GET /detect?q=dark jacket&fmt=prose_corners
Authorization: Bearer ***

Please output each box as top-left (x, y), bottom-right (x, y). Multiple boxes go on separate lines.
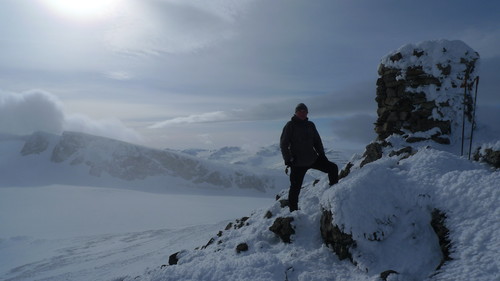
top-left (280, 115), bottom-right (325, 167)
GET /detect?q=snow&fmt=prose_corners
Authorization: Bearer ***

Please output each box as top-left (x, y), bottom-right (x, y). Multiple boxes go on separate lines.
top-left (1, 39), bottom-right (499, 281)
top-left (0, 185), bottom-right (275, 280)
top-left (0, 185), bottom-right (275, 239)
top-left (119, 148), bottom-right (498, 281)
top-left (1, 138), bottom-right (498, 281)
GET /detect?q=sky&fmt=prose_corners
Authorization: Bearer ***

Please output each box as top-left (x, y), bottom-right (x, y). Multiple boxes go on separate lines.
top-left (1, 0), bottom-right (499, 152)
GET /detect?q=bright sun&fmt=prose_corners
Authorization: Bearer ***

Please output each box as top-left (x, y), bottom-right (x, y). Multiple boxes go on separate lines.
top-left (41, 0), bottom-right (122, 21)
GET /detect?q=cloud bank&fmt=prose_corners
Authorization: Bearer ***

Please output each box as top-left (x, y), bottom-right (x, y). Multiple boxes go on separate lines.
top-left (0, 90), bottom-right (142, 143)
top-left (149, 82), bottom-right (376, 128)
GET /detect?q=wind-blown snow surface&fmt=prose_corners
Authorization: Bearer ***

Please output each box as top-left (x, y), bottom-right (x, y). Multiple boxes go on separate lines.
top-left (1, 132), bottom-right (498, 280)
top-left (121, 148), bottom-right (499, 281)
top-left (0, 185), bottom-right (274, 281)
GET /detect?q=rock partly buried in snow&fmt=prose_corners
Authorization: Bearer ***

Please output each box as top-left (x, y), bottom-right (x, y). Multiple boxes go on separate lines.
top-left (474, 141), bottom-right (500, 168)
top-left (320, 210), bottom-right (355, 262)
top-left (236, 243), bottom-right (249, 253)
top-left (430, 209), bottom-right (452, 270)
top-left (269, 217), bottom-right (295, 243)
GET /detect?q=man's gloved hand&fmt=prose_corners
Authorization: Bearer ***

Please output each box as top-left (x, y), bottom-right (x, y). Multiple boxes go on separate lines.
top-left (284, 158), bottom-right (293, 175)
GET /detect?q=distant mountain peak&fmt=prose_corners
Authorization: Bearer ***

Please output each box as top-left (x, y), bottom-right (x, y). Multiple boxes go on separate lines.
top-left (3, 131), bottom-right (286, 194)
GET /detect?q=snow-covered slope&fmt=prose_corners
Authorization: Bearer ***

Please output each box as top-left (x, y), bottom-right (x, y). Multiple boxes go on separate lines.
top-left (114, 40), bottom-right (499, 281)
top-left (2, 39), bottom-right (498, 281)
top-left (0, 131), bottom-right (286, 195)
top-left (122, 146), bottom-right (499, 281)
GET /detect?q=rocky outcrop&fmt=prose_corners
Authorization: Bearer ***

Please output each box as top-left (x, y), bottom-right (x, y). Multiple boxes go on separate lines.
top-left (320, 207), bottom-right (452, 275)
top-left (20, 131), bottom-right (52, 156)
top-left (474, 143), bottom-right (500, 168)
top-left (320, 210), bottom-right (355, 262)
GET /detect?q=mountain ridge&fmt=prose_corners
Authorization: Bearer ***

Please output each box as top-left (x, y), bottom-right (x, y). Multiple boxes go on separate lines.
top-left (0, 131), bottom-right (288, 195)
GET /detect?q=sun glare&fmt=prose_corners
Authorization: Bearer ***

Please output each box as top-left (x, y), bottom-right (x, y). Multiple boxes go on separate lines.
top-left (41, 0), bottom-right (122, 21)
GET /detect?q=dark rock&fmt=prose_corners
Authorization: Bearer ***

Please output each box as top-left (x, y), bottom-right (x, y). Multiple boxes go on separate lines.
top-left (380, 270), bottom-right (399, 280)
top-left (339, 162), bottom-right (353, 180)
top-left (168, 251), bottom-right (181, 265)
top-left (437, 63), bottom-right (451, 76)
top-left (269, 217), bottom-right (295, 243)
top-left (407, 137), bottom-right (427, 143)
top-left (388, 146), bottom-right (413, 157)
top-left (264, 210), bottom-right (273, 219)
top-left (389, 52), bottom-right (403, 62)
top-left (431, 135), bottom-right (450, 145)
top-left (236, 243), bottom-right (249, 253)
top-left (201, 238), bottom-right (215, 249)
top-left (279, 199), bottom-right (290, 208)
top-left (474, 148), bottom-right (500, 168)
top-left (235, 217), bottom-right (250, 229)
top-left (361, 142), bottom-right (385, 167)
top-left (320, 210), bottom-right (356, 262)
top-left (430, 209), bottom-right (452, 270)
top-left (21, 132), bottom-right (50, 156)
top-left (413, 49), bottom-right (425, 57)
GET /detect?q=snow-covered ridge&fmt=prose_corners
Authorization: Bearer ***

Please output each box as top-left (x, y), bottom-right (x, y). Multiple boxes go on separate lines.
top-left (121, 145), bottom-right (499, 281)
top-left (116, 40), bottom-right (498, 281)
top-left (176, 142), bottom-right (349, 170)
top-left (0, 131), bottom-right (286, 194)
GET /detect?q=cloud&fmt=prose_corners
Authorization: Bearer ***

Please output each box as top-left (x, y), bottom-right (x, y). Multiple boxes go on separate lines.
top-left (331, 114), bottom-right (377, 144)
top-left (149, 110), bottom-right (241, 128)
top-left (64, 114), bottom-right (142, 143)
top-left (104, 71), bottom-right (133, 81)
top-left (106, 0), bottom-right (256, 56)
top-left (149, 82), bottom-right (376, 128)
top-left (460, 28), bottom-right (500, 59)
top-left (0, 90), bottom-right (65, 135)
top-left (0, 90), bottom-right (142, 143)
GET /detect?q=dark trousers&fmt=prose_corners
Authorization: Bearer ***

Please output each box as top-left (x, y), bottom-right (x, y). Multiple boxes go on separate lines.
top-left (288, 156), bottom-right (338, 211)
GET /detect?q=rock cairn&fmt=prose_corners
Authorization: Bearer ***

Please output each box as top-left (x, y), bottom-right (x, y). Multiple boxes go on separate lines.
top-left (375, 40), bottom-right (479, 145)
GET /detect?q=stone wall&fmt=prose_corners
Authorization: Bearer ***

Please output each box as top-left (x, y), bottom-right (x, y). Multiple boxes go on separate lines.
top-left (374, 40), bottom-right (479, 144)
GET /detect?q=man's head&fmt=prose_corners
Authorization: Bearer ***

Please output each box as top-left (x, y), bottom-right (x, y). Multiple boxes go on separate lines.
top-left (295, 103), bottom-right (308, 120)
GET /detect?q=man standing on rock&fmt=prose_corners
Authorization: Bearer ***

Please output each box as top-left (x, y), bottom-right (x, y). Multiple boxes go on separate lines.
top-left (280, 103), bottom-right (338, 212)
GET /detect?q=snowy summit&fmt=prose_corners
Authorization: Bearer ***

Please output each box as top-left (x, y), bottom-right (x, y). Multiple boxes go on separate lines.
top-left (115, 40), bottom-right (498, 281)
top-left (1, 40), bottom-right (498, 281)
